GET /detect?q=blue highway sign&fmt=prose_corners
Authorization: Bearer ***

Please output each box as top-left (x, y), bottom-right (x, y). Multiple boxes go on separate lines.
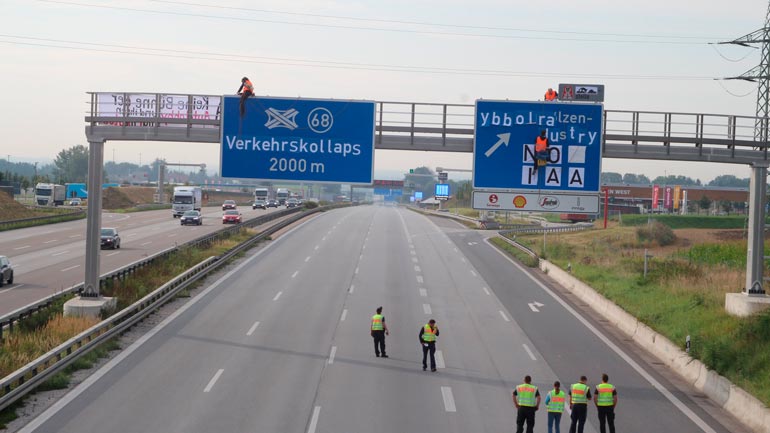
top-left (435, 183), bottom-right (450, 198)
top-left (473, 100), bottom-right (603, 193)
top-left (221, 96), bottom-right (375, 184)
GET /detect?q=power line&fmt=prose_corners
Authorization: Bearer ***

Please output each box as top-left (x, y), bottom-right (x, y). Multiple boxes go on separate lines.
top-left (37, 0), bottom-right (711, 45)
top-left (0, 34), bottom-right (714, 80)
top-left (147, 0), bottom-right (720, 41)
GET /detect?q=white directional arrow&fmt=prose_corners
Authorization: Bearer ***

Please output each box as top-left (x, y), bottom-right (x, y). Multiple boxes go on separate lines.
top-left (528, 301), bottom-right (544, 312)
top-left (484, 133), bottom-right (511, 157)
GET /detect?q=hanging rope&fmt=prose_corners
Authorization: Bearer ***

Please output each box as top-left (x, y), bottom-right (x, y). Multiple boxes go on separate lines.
top-left (709, 42), bottom-right (758, 62)
top-left (716, 79), bottom-right (756, 97)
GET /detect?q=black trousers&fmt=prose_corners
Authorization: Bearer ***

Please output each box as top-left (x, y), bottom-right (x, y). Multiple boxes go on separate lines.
top-left (239, 90), bottom-right (253, 115)
top-left (515, 406), bottom-right (536, 433)
top-left (422, 342), bottom-right (436, 369)
top-left (568, 404), bottom-right (587, 433)
top-left (597, 406), bottom-right (615, 433)
top-left (372, 331), bottom-right (386, 356)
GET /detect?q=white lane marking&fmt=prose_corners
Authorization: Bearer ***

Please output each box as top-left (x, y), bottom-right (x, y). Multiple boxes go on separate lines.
top-left (43, 239), bottom-right (58, 244)
top-left (203, 369), bottom-right (225, 393)
top-left (13, 245), bottom-right (30, 250)
top-left (454, 247), bottom-right (458, 252)
top-left (436, 350), bottom-right (445, 369)
top-left (305, 256), bottom-right (311, 262)
top-left (355, 266), bottom-right (359, 274)
top-left (273, 291), bottom-right (283, 301)
top-left (523, 344), bottom-right (537, 361)
top-left (68, 235), bottom-right (79, 238)
top-left (482, 287), bottom-right (491, 296)
top-left (167, 234), bottom-right (177, 238)
top-left (484, 238), bottom-right (718, 433)
top-left (292, 271), bottom-right (299, 278)
top-left (322, 236), bottom-right (327, 241)
top-left (0, 284), bottom-right (23, 294)
top-left (470, 270), bottom-right (477, 277)
top-left (60, 265), bottom-right (80, 272)
top-left (349, 284), bottom-right (355, 294)
top-left (412, 257), bottom-right (419, 263)
top-left (499, 310), bottom-right (510, 322)
top-left (441, 387), bottom-right (457, 412)
top-left (416, 275), bottom-right (424, 284)
top-left (419, 288), bottom-right (427, 297)
top-left (461, 257), bottom-right (466, 263)
top-left (528, 303), bottom-right (540, 312)
top-left (106, 252), bottom-right (120, 257)
top-left (410, 250), bottom-right (416, 256)
top-left (126, 233), bottom-right (137, 237)
top-left (246, 321), bottom-right (260, 336)
top-left (423, 303), bottom-right (432, 315)
top-left (340, 309), bottom-right (348, 321)
top-left (141, 241), bottom-right (152, 246)
top-left (307, 406), bottom-right (321, 433)
top-left (328, 346), bottom-right (337, 364)
top-left (18, 217), bottom-right (320, 433)
top-left (315, 245), bottom-right (319, 250)
top-left (52, 250), bottom-right (70, 257)
top-left (414, 265), bottom-right (421, 272)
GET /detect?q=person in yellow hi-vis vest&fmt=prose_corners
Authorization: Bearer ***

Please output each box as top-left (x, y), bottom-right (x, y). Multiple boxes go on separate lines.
top-left (569, 376), bottom-right (592, 433)
top-left (418, 319), bottom-right (439, 371)
top-left (370, 306), bottom-right (389, 358)
top-left (545, 381), bottom-right (566, 433)
top-left (594, 373), bottom-right (618, 433)
top-left (512, 375), bottom-right (541, 433)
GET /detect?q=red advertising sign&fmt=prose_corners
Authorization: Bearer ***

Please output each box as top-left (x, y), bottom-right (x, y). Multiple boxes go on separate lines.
top-left (664, 186), bottom-right (672, 209)
top-left (652, 185), bottom-right (660, 209)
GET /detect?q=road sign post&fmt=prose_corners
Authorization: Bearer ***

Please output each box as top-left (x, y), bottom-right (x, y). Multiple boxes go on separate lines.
top-left (221, 96), bottom-right (375, 184)
top-left (472, 100), bottom-right (603, 213)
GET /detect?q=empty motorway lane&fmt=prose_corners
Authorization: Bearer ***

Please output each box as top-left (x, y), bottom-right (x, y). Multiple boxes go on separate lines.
top-left (18, 206), bottom-right (743, 433)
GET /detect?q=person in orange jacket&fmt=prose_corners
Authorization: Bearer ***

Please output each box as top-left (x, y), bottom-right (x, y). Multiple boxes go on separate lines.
top-left (545, 88), bottom-right (558, 101)
top-left (237, 76), bottom-right (254, 116)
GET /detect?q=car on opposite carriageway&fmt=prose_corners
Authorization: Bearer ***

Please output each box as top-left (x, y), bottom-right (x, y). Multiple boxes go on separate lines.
top-left (180, 210), bottom-right (203, 226)
top-left (100, 228), bottom-right (121, 249)
top-left (0, 256), bottom-right (14, 287)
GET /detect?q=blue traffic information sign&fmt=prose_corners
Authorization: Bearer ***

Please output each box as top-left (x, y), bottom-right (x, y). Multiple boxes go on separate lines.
top-left (473, 100), bottom-right (603, 193)
top-left (435, 184), bottom-right (450, 198)
top-left (221, 96), bottom-right (375, 184)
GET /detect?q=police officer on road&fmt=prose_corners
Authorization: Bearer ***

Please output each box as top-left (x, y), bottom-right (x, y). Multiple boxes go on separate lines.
top-left (419, 319), bottom-right (439, 371)
top-left (545, 380), bottom-right (566, 433)
top-left (568, 376), bottom-right (592, 433)
top-left (370, 306), bottom-right (389, 358)
top-left (512, 375), bottom-right (540, 433)
top-left (594, 373), bottom-right (618, 433)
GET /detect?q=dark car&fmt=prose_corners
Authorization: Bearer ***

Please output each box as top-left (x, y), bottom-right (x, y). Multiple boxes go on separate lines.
top-left (222, 210), bottom-right (242, 224)
top-left (0, 256), bottom-right (14, 287)
top-left (222, 200), bottom-right (237, 210)
top-left (180, 210), bottom-right (203, 226)
top-left (253, 200), bottom-right (267, 210)
top-left (267, 199), bottom-right (279, 208)
top-left (100, 228), bottom-right (121, 249)
top-left (286, 198), bottom-right (300, 208)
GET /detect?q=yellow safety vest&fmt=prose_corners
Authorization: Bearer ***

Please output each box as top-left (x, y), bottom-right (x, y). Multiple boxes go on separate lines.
top-left (422, 324), bottom-right (436, 342)
top-left (547, 390), bottom-right (566, 412)
top-left (571, 383), bottom-right (589, 404)
top-left (516, 383), bottom-right (538, 407)
top-left (596, 383), bottom-right (615, 406)
top-left (371, 314), bottom-right (384, 331)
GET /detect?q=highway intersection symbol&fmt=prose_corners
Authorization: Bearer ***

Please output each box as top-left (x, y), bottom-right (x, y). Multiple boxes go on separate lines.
top-left (265, 107), bottom-right (299, 130)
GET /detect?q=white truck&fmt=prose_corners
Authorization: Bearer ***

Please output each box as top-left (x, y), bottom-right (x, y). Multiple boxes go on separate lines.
top-left (254, 187), bottom-right (269, 202)
top-left (172, 186), bottom-right (202, 218)
top-left (276, 188), bottom-right (289, 205)
top-left (35, 183), bottom-right (66, 206)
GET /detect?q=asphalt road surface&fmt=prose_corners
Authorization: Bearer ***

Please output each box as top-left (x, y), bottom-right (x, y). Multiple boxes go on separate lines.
top-left (0, 206), bottom-right (285, 315)
top-left (19, 205), bottom-right (745, 433)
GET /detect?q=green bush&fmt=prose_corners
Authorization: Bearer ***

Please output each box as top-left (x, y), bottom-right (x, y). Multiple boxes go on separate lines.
top-left (303, 201), bottom-right (319, 209)
top-left (636, 220), bottom-right (676, 246)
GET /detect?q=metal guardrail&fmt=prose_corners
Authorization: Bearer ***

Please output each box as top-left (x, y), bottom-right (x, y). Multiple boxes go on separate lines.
top-left (0, 204), bottom-right (340, 412)
top-left (86, 92), bottom-right (770, 164)
top-left (499, 223), bottom-right (593, 235)
top-left (0, 210), bottom-right (86, 230)
top-left (0, 206), bottom-right (303, 340)
top-left (495, 234), bottom-right (538, 259)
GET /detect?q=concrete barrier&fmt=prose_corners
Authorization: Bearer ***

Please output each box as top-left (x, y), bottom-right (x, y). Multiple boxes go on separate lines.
top-left (539, 259), bottom-right (770, 433)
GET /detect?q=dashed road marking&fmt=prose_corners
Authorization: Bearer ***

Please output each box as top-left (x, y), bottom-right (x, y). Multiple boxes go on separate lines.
top-left (412, 257), bottom-right (419, 263)
top-left (523, 344), bottom-right (537, 361)
top-left (315, 245), bottom-right (319, 250)
top-left (410, 250), bottom-right (416, 256)
top-left (43, 239), bottom-right (58, 244)
top-left (355, 266), bottom-right (359, 274)
top-left (470, 270), bottom-right (477, 277)
top-left (423, 303), bottom-right (432, 315)
top-left (247, 321), bottom-right (260, 336)
top-left (60, 265), bottom-right (80, 272)
top-left (328, 346), bottom-right (337, 364)
top-left (307, 406), bottom-right (321, 433)
top-left (292, 271), bottom-right (299, 278)
top-left (68, 235), bottom-right (79, 238)
top-left (499, 310), bottom-right (510, 322)
top-left (106, 252), bottom-right (120, 257)
top-left (305, 256), bottom-right (311, 262)
top-left (419, 288), bottom-right (427, 297)
top-left (416, 275), bottom-right (424, 284)
top-left (441, 387), bottom-right (457, 412)
top-left (203, 369), bottom-right (224, 393)
top-left (482, 287), bottom-right (491, 296)
top-left (436, 350), bottom-right (445, 369)
top-left (349, 284), bottom-right (355, 294)
top-left (141, 241), bottom-right (152, 246)
top-left (52, 250), bottom-right (70, 256)
top-left (13, 246), bottom-right (30, 250)
top-left (340, 309), bottom-right (348, 321)
top-left (0, 284), bottom-right (23, 295)
top-left (273, 291), bottom-right (283, 301)
top-left (414, 265), bottom-right (421, 272)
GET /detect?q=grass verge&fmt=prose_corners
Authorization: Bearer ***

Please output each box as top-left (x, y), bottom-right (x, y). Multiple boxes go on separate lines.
top-left (489, 237), bottom-right (539, 267)
top-left (619, 214), bottom-right (748, 229)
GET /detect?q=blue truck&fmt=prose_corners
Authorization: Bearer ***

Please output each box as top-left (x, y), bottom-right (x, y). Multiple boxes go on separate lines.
top-left (65, 183), bottom-right (121, 199)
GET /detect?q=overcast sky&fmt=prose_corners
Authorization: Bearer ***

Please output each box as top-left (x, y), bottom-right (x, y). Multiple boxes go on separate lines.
top-left (1, 0), bottom-right (767, 182)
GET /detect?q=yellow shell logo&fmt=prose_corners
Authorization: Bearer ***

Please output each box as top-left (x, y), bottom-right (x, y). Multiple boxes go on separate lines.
top-left (513, 195), bottom-right (527, 208)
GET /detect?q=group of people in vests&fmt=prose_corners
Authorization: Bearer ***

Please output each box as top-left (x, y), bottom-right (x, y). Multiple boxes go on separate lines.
top-left (513, 374), bottom-right (617, 433)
